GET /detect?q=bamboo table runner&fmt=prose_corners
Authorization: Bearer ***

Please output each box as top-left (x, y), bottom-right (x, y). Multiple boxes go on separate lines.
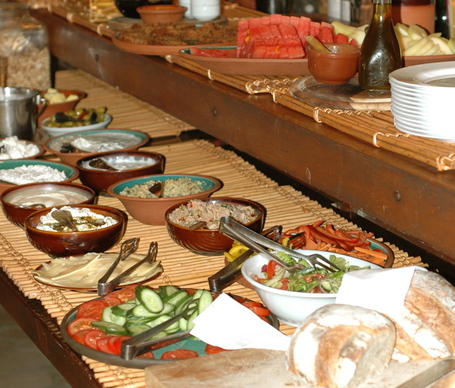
top-left (0, 69), bottom-right (425, 387)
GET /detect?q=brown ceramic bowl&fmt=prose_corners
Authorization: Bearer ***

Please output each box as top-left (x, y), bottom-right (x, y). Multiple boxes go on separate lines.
top-left (165, 197), bottom-right (266, 255)
top-left (307, 43), bottom-right (360, 84)
top-left (76, 150), bottom-right (165, 194)
top-left (0, 138), bottom-right (45, 160)
top-left (38, 90), bottom-right (86, 126)
top-left (24, 204), bottom-right (128, 257)
top-left (44, 129), bottom-right (150, 166)
top-left (1, 182), bottom-right (96, 228)
top-left (137, 5), bottom-right (186, 24)
top-left (107, 174), bottom-right (223, 225)
top-left (0, 159), bottom-right (79, 196)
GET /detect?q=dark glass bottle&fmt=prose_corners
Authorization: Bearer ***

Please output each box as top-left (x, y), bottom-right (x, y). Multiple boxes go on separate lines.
top-left (358, 0), bottom-right (402, 91)
top-left (435, 0), bottom-right (450, 38)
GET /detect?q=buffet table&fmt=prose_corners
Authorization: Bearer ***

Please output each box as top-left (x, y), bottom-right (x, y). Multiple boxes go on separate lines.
top-left (30, 6), bottom-right (455, 277)
top-left (0, 69), bottom-right (425, 387)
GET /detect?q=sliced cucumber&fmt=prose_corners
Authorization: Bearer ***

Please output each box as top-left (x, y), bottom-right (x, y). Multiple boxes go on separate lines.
top-left (92, 321), bottom-right (128, 336)
top-left (186, 309), bottom-right (199, 331)
top-left (124, 317), bottom-right (154, 329)
top-left (136, 285), bottom-right (164, 313)
top-left (101, 306), bottom-right (127, 326)
top-left (162, 285), bottom-right (180, 297)
top-left (164, 319), bottom-right (180, 334)
top-left (127, 324), bottom-right (152, 336)
top-left (174, 295), bottom-right (193, 315)
top-left (179, 317), bottom-right (188, 331)
top-left (198, 290), bottom-right (213, 314)
top-left (145, 314), bottom-right (173, 329)
top-left (164, 290), bottom-right (189, 306)
top-left (111, 301), bottom-right (136, 317)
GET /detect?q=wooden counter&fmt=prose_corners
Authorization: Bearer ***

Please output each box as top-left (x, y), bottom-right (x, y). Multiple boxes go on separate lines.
top-left (31, 9), bottom-right (455, 276)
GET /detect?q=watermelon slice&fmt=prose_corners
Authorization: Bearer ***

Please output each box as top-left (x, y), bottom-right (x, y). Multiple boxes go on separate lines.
top-left (309, 21), bottom-right (321, 38)
top-left (317, 25), bottom-right (334, 44)
top-left (334, 33), bottom-right (349, 44)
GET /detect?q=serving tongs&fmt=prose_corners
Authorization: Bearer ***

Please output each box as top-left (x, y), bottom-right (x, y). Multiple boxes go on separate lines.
top-left (120, 298), bottom-right (199, 360)
top-left (219, 217), bottom-right (341, 273)
top-left (97, 237), bottom-right (148, 296)
top-left (208, 224), bottom-right (283, 292)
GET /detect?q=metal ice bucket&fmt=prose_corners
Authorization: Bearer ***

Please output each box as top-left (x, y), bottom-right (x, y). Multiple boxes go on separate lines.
top-left (0, 87), bottom-right (45, 140)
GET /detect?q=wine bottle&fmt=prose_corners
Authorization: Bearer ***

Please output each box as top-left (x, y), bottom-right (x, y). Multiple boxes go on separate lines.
top-left (435, 0), bottom-right (450, 38)
top-left (358, 0), bottom-right (402, 91)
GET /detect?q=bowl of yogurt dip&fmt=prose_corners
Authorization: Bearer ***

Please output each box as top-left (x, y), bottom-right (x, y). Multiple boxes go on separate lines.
top-left (44, 129), bottom-right (150, 166)
top-left (0, 160), bottom-right (79, 195)
top-left (76, 150), bottom-right (165, 194)
top-left (0, 137), bottom-right (45, 160)
top-left (24, 204), bottom-right (128, 257)
top-left (1, 182), bottom-right (96, 228)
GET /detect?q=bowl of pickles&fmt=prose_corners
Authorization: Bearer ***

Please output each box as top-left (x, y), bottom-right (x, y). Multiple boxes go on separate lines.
top-left (40, 107), bottom-right (112, 138)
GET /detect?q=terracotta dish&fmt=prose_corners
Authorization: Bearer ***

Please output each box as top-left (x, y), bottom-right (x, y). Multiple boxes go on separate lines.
top-left (38, 90), bottom-right (86, 126)
top-left (24, 204), bottom-right (128, 257)
top-left (137, 5), bottom-right (186, 24)
top-left (307, 43), bottom-right (360, 85)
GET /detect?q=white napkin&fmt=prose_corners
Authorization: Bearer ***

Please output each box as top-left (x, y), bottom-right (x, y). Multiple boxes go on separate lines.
top-left (336, 266), bottom-right (426, 316)
top-left (190, 293), bottom-right (291, 351)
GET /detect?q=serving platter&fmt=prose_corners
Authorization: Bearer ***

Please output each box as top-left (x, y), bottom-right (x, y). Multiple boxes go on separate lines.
top-left (179, 46), bottom-right (311, 76)
top-left (112, 34), bottom-right (235, 56)
top-left (32, 252), bottom-right (163, 292)
top-left (61, 289), bottom-right (279, 369)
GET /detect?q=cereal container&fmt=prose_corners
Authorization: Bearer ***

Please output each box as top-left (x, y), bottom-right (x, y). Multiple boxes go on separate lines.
top-left (0, 2), bottom-right (50, 90)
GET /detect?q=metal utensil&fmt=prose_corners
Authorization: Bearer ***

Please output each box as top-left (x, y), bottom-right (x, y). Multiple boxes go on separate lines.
top-left (98, 240), bottom-right (157, 296)
top-left (397, 358), bottom-right (455, 388)
top-left (88, 158), bottom-right (118, 171)
top-left (97, 237), bottom-right (140, 295)
top-left (188, 220), bottom-right (207, 230)
top-left (219, 217), bottom-right (341, 273)
top-left (51, 209), bottom-right (79, 232)
top-left (208, 224), bottom-right (283, 292)
top-left (121, 298), bottom-right (199, 360)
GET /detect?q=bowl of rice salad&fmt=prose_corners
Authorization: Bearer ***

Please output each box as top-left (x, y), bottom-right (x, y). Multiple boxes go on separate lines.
top-left (165, 197), bottom-right (266, 255)
top-left (107, 174), bottom-right (222, 225)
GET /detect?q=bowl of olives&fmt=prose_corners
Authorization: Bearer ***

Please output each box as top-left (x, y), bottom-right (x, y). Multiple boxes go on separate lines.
top-left (40, 107), bottom-right (112, 138)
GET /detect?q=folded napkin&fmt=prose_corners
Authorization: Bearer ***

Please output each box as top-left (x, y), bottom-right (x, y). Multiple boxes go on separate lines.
top-left (336, 266), bottom-right (427, 316)
top-left (190, 293), bottom-right (291, 351)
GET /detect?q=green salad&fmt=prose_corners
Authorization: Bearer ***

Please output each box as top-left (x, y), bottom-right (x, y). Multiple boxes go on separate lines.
top-left (255, 253), bottom-right (370, 293)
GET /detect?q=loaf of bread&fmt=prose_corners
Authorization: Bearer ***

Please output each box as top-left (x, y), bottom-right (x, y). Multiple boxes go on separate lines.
top-left (387, 270), bottom-right (455, 362)
top-left (287, 304), bottom-right (396, 388)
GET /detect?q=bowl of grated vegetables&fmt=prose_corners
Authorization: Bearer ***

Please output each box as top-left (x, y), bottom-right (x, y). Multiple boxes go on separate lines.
top-left (241, 250), bottom-right (381, 327)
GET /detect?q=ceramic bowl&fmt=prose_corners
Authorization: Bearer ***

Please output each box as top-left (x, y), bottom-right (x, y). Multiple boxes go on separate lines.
top-left (0, 159), bottom-right (79, 195)
top-left (44, 129), bottom-right (150, 166)
top-left (307, 43), bottom-right (360, 84)
top-left (191, 4), bottom-right (220, 22)
top-left (37, 90), bottom-right (86, 126)
top-left (41, 114), bottom-right (112, 138)
top-left (24, 204), bottom-right (128, 257)
top-left (0, 138), bottom-right (45, 160)
top-left (76, 150), bottom-right (165, 194)
top-left (241, 250), bottom-right (380, 326)
top-left (1, 182), bottom-right (96, 228)
top-left (137, 5), bottom-right (187, 24)
top-left (165, 197), bottom-right (266, 255)
top-left (107, 174), bottom-right (222, 225)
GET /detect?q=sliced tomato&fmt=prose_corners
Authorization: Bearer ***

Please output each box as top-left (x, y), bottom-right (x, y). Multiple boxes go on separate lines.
top-left (83, 329), bottom-right (107, 350)
top-left (96, 336), bottom-right (116, 354)
top-left (205, 344), bottom-right (229, 354)
top-left (248, 305), bottom-right (270, 317)
top-left (137, 351), bottom-right (155, 359)
top-left (76, 300), bottom-right (108, 320)
top-left (108, 286), bottom-right (137, 303)
top-left (101, 295), bottom-right (123, 306)
top-left (161, 349), bottom-right (199, 360)
top-left (72, 329), bottom-right (92, 345)
top-left (67, 318), bottom-right (95, 336)
top-left (107, 335), bottom-right (131, 356)
top-left (241, 301), bottom-right (262, 309)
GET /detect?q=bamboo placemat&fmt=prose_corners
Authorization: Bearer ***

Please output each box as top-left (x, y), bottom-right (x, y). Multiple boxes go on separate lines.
top-left (0, 138), bottom-right (425, 388)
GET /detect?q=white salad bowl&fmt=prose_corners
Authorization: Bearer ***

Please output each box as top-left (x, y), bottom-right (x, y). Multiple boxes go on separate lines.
top-left (241, 250), bottom-right (380, 326)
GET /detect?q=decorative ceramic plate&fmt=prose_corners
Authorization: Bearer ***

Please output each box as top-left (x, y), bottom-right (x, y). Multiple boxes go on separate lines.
top-left (61, 288), bottom-right (279, 369)
top-left (179, 46), bottom-right (311, 76)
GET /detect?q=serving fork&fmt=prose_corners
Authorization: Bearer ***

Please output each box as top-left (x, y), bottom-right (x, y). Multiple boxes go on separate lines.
top-left (219, 217), bottom-right (341, 273)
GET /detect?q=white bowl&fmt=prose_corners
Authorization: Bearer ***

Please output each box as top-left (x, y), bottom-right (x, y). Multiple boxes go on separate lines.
top-left (41, 114), bottom-right (112, 138)
top-left (190, 4), bottom-right (219, 21)
top-left (241, 250), bottom-right (381, 326)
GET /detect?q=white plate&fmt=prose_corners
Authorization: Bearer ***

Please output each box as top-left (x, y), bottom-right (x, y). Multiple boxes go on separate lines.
top-left (390, 62), bottom-right (455, 89)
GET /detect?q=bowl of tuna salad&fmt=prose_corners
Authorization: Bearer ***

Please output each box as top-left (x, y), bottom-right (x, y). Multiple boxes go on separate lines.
top-left (165, 197), bottom-right (266, 255)
top-left (107, 174), bottom-right (223, 225)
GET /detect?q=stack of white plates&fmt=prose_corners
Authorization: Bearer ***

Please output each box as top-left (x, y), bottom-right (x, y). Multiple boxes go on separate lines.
top-left (389, 62), bottom-right (455, 142)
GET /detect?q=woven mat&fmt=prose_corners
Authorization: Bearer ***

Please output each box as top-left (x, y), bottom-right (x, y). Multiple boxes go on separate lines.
top-left (0, 137), bottom-right (425, 387)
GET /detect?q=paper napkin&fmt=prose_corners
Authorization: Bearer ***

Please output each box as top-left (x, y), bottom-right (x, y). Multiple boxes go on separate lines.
top-left (336, 266), bottom-right (426, 316)
top-left (190, 293), bottom-right (291, 351)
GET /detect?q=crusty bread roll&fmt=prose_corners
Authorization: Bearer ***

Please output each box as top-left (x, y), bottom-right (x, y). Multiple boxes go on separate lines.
top-left (387, 270), bottom-right (455, 362)
top-left (287, 304), bottom-right (396, 388)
